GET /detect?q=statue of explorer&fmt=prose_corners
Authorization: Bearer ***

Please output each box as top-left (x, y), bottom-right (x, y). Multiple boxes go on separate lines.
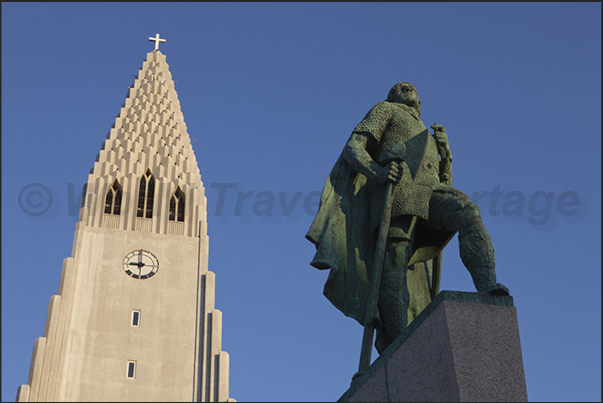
top-left (305, 82), bottom-right (509, 358)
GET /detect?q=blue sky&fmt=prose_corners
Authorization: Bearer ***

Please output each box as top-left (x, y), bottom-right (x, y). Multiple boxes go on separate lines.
top-left (2, 2), bottom-right (601, 402)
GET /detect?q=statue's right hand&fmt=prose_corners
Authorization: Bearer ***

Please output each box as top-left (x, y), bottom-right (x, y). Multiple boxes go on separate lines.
top-left (376, 162), bottom-right (402, 184)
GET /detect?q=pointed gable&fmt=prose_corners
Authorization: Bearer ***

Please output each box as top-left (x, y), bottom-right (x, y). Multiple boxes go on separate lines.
top-left (93, 50), bottom-right (200, 183)
top-left (80, 50), bottom-right (207, 237)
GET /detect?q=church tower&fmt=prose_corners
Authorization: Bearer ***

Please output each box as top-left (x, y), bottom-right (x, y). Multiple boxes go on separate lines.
top-left (16, 35), bottom-right (233, 402)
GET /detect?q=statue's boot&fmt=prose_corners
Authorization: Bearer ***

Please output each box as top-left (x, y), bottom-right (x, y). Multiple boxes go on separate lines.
top-left (376, 283), bottom-right (407, 354)
top-left (428, 188), bottom-right (509, 295)
top-left (458, 202), bottom-right (509, 296)
top-left (375, 239), bottom-right (412, 354)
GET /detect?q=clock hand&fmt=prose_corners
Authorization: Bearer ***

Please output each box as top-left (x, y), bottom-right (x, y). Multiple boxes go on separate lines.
top-left (137, 250), bottom-right (144, 274)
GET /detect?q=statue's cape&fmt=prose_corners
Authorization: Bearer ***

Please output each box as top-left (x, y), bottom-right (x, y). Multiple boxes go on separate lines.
top-left (306, 150), bottom-right (454, 326)
top-left (305, 154), bottom-right (374, 324)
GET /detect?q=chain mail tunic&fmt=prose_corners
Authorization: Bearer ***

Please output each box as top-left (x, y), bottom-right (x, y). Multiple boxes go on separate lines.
top-left (352, 101), bottom-right (442, 227)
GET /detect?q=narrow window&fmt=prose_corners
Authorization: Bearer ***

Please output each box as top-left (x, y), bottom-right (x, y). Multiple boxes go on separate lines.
top-left (131, 310), bottom-right (140, 327)
top-left (146, 175), bottom-right (154, 218)
top-left (113, 182), bottom-right (122, 215)
top-left (137, 170), bottom-right (154, 218)
top-left (169, 194), bottom-right (176, 221)
top-left (105, 187), bottom-right (113, 214)
top-left (137, 176), bottom-right (146, 218)
top-left (105, 180), bottom-right (122, 215)
top-left (177, 189), bottom-right (184, 222)
top-left (168, 187), bottom-right (185, 222)
top-left (126, 361), bottom-right (136, 379)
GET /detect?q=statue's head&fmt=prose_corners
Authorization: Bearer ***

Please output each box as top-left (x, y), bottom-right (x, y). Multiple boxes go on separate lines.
top-left (387, 82), bottom-right (421, 116)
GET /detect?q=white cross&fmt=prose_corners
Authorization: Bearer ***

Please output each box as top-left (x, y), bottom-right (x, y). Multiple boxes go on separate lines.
top-left (148, 33), bottom-right (166, 51)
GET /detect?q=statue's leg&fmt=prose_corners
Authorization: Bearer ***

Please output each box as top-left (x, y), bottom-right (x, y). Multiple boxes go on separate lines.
top-left (428, 187), bottom-right (503, 293)
top-left (375, 221), bottom-right (415, 354)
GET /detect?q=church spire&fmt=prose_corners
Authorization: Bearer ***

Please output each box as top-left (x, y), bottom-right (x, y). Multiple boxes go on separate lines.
top-left (16, 38), bottom-right (233, 402)
top-left (80, 44), bottom-right (206, 238)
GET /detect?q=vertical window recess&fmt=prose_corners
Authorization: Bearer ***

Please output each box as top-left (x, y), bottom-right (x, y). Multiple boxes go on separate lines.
top-left (126, 361), bottom-right (136, 379)
top-left (137, 170), bottom-right (155, 218)
top-left (132, 310), bottom-right (140, 327)
top-left (169, 187), bottom-right (185, 222)
top-left (104, 179), bottom-right (122, 215)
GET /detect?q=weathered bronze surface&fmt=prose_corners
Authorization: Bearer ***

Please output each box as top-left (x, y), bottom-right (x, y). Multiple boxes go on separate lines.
top-left (306, 82), bottom-right (508, 372)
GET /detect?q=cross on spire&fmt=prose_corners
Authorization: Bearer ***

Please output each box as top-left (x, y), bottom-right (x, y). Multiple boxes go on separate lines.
top-left (149, 33), bottom-right (166, 51)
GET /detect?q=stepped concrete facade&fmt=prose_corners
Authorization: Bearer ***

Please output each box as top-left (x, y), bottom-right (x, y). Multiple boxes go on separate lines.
top-left (16, 46), bottom-right (233, 402)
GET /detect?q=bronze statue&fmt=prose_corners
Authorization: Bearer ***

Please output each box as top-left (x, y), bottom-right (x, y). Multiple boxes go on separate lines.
top-left (306, 82), bottom-right (508, 371)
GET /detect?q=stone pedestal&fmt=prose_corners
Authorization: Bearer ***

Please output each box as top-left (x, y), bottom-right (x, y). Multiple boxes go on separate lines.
top-left (339, 291), bottom-right (527, 402)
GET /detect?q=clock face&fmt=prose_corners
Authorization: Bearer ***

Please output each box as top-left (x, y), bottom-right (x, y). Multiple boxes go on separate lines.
top-left (123, 250), bottom-right (159, 279)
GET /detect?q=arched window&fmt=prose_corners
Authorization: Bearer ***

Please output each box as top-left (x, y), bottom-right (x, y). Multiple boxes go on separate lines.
top-left (104, 180), bottom-right (122, 215)
top-left (169, 187), bottom-right (185, 222)
top-left (137, 170), bottom-right (155, 218)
